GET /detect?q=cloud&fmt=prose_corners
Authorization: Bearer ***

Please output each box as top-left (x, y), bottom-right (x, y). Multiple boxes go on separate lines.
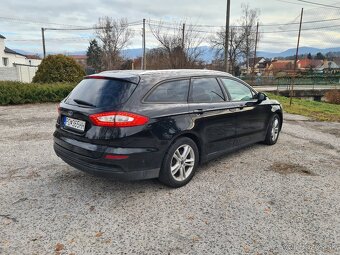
top-left (1, 0), bottom-right (340, 54)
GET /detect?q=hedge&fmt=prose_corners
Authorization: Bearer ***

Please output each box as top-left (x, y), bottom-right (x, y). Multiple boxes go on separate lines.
top-left (0, 81), bottom-right (76, 105)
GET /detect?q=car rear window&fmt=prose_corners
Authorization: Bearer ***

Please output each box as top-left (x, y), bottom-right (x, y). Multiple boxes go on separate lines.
top-left (65, 78), bottom-right (137, 108)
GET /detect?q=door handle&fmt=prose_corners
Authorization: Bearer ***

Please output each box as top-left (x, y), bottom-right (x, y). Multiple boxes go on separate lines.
top-left (193, 109), bottom-right (204, 114)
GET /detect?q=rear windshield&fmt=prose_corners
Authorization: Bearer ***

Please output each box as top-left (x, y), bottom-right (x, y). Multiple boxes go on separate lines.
top-left (65, 78), bottom-right (137, 108)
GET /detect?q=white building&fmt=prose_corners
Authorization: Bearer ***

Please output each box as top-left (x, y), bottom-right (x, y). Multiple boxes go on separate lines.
top-left (0, 34), bottom-right (42, 82)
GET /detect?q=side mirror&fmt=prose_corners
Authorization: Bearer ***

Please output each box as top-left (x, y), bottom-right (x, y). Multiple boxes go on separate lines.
top-left (255, 92), bottom-right (267, 103)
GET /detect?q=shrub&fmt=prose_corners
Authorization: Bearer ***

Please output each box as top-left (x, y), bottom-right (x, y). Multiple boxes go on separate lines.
top-left (324, 89), bottom-right (340, 105)
top-left (33, 54), bottom-right (85, 83)
top-left (0, 81), bottom-right (75, 105)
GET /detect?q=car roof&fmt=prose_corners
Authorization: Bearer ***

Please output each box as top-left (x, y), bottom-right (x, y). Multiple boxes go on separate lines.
top-left (87, 69), bottom-right (233, 84)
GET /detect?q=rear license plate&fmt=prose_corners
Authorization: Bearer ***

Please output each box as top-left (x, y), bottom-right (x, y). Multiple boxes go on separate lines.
top-left (63, 116), bottom-right (86, 132)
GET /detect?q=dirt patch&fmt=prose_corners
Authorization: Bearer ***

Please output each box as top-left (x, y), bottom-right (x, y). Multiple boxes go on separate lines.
top-left (269, 162), bottom-right (317, 176)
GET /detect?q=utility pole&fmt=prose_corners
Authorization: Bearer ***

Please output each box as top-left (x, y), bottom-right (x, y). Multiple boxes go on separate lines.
top-left (41, 28), bottom-right (46, 58)
top-left (182, 23), bottom-right (186, 68)
top-left (290, 8), bottom-right (304, 106)
top-left (182, 23), bottom-right (185, 49)
top-left (253, 22), bottom-right (259, 74)
top-left (141, 18), bottom-right (146, 70)
top-left (225, 0), bottom-right (231, 73)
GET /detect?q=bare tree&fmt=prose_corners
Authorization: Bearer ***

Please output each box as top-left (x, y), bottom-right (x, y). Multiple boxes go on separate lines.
top-left (95, 17), bottom-right (133, 70)
top-left (211, 26), bottom-right (245, 75)
top-left (210, 4), bottom-right (260, 75)
top-left (239, 4), bottom-right (260, 73)
top-left (149, 21), bottom-right (205, 69)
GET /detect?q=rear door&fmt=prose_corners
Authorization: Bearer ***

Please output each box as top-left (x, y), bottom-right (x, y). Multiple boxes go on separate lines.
top-left (188, 77), bottom-right (237, 159)
top-left (56, 77), bottom-right (138, 158)
top-left (219, 77), bottom-right (271, 147)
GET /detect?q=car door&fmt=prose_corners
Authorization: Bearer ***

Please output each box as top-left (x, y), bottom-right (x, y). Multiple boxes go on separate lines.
top-left (219, 77), bottom-right (271, 147)
top-left (188, 77), bottom-right (238, 160)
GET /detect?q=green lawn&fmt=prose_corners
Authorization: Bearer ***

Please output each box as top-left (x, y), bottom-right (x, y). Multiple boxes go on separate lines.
top-left (267, 93), bottom-right (340, 122)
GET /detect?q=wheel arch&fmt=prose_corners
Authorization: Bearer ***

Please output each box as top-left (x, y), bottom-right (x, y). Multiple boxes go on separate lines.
top-left (169, 132), bottom-right (203, 164)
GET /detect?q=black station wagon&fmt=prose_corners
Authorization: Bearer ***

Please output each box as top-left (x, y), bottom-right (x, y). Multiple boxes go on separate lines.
top-left (54, 69), bottom-right (283, 187)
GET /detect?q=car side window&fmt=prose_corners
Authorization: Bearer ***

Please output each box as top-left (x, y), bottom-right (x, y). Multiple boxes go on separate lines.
top-left (145, 79), bottom-right (189, 103)
top-left (190, 78), bottom-right (225, 103)
top-left (220, 78), bottom-right (254, 101)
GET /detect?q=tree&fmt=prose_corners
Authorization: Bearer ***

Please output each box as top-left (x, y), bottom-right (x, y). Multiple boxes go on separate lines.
top-left (315, 52), bottom-right (325, 60)
top-left (95, 17), bottom-right (133, 70)
top-left (146, 48), bottom-right (170, 69)
top-left (210, 4), bottom-right (260, 75)
top-left (149, 21), bottom-right (205, 69)
top-left (211, 26), bottom-right (244, 74)
top-left (33, 55), bottom-right (85, 83)
top-left (239, 4), bottom-right (260, 72)
top-left (86, 39), bottom-right (102, 72)
top-left (307, 53), bottom-right (312, 59)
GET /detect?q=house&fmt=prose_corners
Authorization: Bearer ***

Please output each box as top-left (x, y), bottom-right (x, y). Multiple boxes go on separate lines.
top-left (315, 60), bottom-right (340, 74)
top-left (297, 59), bottom-right (323, 73)
top-left (0, 34), bottom-right (42, 82)
top-left (0, 34), bottom-right (41, 67)
top-left (268, 60), bottom-right (295, 76)
top-left (240, 57), bottom-right (268, 75)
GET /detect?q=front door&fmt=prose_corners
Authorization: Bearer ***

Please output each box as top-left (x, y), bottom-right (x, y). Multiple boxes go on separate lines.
top-left (219, 77), bottom-right (270, 147)
top-left (188, 77), bottom-right (237, 160)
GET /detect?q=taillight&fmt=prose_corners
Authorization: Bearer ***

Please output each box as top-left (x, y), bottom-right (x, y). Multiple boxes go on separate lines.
top-left (89, 112), bottom-right (149, 127)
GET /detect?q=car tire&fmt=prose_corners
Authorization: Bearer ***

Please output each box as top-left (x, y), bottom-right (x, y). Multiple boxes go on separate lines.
top-left (263, 113), bottom-right (281, 145)
top-left (158, 137), bottom-right (199, 188)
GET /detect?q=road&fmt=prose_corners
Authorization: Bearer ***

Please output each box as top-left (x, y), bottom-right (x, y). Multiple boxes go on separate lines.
top-left (0, 103), bottom-right (339, 254)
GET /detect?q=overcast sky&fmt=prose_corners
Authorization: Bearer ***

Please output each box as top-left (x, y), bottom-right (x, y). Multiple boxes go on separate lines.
top-left (1, 0), bottom-right (340, 54)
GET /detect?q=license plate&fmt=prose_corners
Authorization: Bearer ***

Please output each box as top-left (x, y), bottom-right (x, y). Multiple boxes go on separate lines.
top-left (63, 116), bottom-right (86, 132)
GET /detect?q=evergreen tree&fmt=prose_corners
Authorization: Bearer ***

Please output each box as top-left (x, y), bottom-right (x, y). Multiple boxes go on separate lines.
top-left (86, 39), bottom-right (102, 72)
top-left (315, 52), bottom-right (325, 60)
top-left (307, 53), bottom-right (312, 59)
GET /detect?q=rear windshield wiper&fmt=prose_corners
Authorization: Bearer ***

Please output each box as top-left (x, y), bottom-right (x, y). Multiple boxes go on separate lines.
top-left (72, 99), bottom-right (96, 107)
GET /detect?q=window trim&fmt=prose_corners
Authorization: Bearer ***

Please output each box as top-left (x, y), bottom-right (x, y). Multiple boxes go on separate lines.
top-left (218, 76), bottom-right (257, 102)
top-left (142, 78), bottom-right (191, 104)
top-left (2, 57), bottom-right (9, 67)
top-left (188, 76), bottom-right (226, 104)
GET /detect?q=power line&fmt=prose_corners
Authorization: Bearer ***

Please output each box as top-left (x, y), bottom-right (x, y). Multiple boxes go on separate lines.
top-left (0, 16), bottom-right (87, 28)
top-left (261, 23), bottom-right (340, 33)
top-left (296, 0), bottom-right (340, 9)
top-left (148, 17), bottom-right (340, 28)
top-left (45, 21), bottom-right (142, 31)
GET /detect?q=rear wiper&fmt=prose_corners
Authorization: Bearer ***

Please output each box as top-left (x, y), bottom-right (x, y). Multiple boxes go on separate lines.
top-left (73, 99), bottom-right (96, 107)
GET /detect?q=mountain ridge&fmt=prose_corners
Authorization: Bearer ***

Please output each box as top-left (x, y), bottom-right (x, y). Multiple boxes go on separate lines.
top-left (13, 46), bottom-right (340, 62)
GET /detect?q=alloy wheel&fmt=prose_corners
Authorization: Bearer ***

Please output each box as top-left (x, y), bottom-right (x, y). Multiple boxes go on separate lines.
top-left (170, 144), bottom-right (195, 182)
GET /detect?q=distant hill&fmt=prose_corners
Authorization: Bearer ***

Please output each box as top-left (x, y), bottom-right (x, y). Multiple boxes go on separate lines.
top-left (257, 47), bottom-right (340, 58)
top-left (13, 46), bottom-right (340, 62)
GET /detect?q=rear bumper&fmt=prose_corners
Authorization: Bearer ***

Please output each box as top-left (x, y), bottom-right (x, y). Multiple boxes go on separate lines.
top-left (53, 138), bottom-right (161, 181)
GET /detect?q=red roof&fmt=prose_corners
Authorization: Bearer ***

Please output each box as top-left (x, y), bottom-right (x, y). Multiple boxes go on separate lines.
top-left (297, 59), bottom-right (323, 69)
top-left (270, 60), bottom-right (294, 70)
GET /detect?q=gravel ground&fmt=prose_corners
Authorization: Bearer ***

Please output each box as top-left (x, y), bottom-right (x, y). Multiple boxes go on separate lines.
top-left (0, 103), bottom-right (339, 255)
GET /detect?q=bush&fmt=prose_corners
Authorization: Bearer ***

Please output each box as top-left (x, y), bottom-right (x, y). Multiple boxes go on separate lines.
top-left (324, 89), bottom-right (340, 105)
top-left (33, 54), bottom-right (85, 83)
top-left (0, 81), bottom-right (75, 105)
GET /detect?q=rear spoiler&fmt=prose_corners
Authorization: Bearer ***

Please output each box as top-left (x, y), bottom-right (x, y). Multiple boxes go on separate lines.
top-left (85, 73), bottom-right (140, 85)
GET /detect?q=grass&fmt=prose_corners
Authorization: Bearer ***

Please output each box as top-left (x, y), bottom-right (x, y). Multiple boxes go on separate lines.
top-left (0, 81), bottom-right (75, 105)
top-left (267, 92), bottom-right (340, 122)
top-left (1, 81), bottom-right (339, 122)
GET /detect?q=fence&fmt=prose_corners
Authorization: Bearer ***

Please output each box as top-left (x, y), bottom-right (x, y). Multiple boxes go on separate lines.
top-left (0, 64), bottom-right (38, 83)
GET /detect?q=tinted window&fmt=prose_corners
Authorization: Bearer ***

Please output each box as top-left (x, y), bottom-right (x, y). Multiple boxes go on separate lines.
top-left (66, 78), bottom-right (136, 108)
top-left (220, 78), bottom-right (254, 101)
top-left (146, 80), bottom-right (189, 103)
top-left (190, 78), bottom-right (224, 103)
